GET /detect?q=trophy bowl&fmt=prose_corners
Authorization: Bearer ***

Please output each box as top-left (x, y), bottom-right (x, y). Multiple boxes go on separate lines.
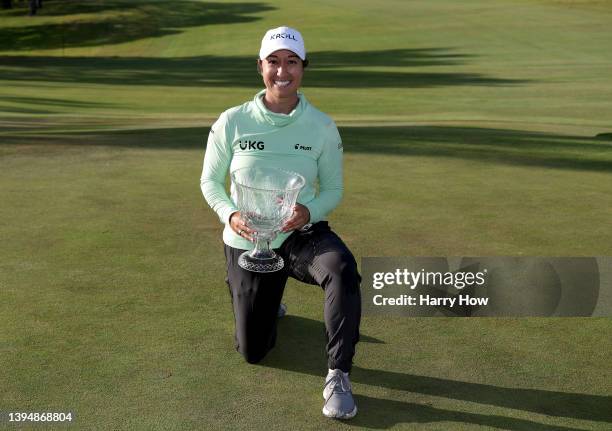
top-left (231, 167), bottom-right (306, 272)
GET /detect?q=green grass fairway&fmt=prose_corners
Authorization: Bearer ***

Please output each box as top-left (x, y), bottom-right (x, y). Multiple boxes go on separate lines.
top-left (1, 0), bottom-right (611, 429)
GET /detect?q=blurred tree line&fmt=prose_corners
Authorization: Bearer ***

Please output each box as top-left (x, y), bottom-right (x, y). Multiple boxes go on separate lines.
top-left (2, 0), bottom-right (45, 16)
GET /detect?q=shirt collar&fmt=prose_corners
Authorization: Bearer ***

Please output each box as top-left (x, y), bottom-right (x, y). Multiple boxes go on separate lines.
top-left (253, 89), bottom-right (306, 127)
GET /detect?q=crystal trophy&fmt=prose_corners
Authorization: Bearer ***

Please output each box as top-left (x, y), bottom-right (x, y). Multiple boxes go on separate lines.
top-left (231, 167), bottom-right (305, 272)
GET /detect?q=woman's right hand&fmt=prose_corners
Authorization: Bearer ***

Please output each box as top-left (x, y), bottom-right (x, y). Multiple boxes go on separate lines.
top-left (229, 211), bottom-right (255, 242)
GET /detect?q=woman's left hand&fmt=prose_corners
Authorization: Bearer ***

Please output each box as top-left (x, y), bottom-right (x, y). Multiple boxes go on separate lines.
top-left (281, 203), bottom-right (310, 232)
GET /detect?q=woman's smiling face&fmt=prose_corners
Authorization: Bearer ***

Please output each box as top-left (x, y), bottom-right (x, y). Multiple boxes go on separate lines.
top-left (259, 49), bottom-right (304, 100)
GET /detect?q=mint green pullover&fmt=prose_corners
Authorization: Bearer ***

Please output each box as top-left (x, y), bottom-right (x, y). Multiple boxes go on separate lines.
top-left (200, 89), bottom-right (344, 250)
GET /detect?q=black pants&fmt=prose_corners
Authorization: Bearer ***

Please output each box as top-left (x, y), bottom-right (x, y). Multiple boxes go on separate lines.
top-left (224, 221), bottom-right (361, 372)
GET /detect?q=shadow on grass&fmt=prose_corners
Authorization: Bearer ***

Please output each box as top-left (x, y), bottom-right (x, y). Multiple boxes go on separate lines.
top-left (0, 1), bottom-right (274, 50)
top-left (341, 125), bottom-right (612, 172)
top-left (0, 1), bottom-right (524, 89)
top-left (2, 124), bottom-right (610, 173)
top-left (262, 315), bottom-right (611, 428)
top-left (0, 49), bottom-right (526, 88)
top-left (1, 0), bottom-right (149, 17)
top-left (351, 396), bottom-right (592, 430)
top-left (0, 95), bottom-right (117, 115)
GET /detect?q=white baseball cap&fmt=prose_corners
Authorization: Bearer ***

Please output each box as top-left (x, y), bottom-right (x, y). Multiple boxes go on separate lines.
top-left (259, 26), bottom-right (306, 61)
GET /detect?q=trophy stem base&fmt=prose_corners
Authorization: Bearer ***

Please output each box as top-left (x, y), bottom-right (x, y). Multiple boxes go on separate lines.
top-left (237, 238), bottom-right (284, 273)
top-left (238, 252), bottom-right (284, 273)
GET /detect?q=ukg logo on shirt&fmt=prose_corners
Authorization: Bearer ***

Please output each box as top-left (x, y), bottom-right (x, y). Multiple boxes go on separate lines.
top-left (238, 140), bottom-right (265, 150)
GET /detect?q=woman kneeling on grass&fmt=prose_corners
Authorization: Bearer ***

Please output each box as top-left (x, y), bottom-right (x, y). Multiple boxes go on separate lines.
top-left (200, 26), bottom-right (361, 419)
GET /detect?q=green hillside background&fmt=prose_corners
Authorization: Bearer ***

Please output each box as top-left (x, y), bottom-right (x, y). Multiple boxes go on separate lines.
top-left (1, 0), bottom-right (611, 429)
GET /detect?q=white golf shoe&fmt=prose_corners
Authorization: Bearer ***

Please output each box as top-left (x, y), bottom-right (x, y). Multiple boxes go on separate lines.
top-left (322, 369), bottom-right (357, 419)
